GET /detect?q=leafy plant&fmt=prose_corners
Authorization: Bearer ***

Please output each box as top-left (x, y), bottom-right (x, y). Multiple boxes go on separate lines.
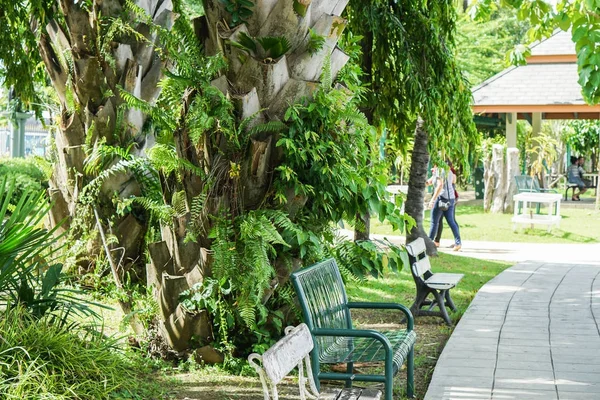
top-left (307, 28), bottom-right (326, 56)
top-left (333, 238), bottom-right (409, 281)
top-left (0, 157), bottom-right (50, 205)
top-left (0, 177), bottom-right (97, 320)
top-left (0, 306), bottom-right (163, 399)
top-left (220, 0), bottom-right (254, 25)
top-left (230, 32), bottom-right (291, 61)
top-left (275, 83), bottom-right (405, 234)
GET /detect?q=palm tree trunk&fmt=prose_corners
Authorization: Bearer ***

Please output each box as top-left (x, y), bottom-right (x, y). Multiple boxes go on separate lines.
top-left (147, 0), bottom-right (352, 351)
top-left (38, 0), bottom-right (173, 316)
top-left (405, 117), bottom-right (437, 255)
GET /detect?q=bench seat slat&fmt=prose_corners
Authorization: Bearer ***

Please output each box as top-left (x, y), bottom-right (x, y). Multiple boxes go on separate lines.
top-left (329, 387), bottom-right (382, 400)
top-left (319, 329), bottom-right (417, 375)
top-left (425, 273), bottom-right (463, 288)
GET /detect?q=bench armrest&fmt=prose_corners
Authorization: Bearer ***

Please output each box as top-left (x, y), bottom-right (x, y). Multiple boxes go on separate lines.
top-left (313, 327), bottom-right (393, 351)
top-left (347, 302), bottom-right (414, 331)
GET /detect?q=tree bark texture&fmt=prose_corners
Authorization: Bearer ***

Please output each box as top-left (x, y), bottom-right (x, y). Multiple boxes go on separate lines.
top-left (484, 144), bottom-right (507, 213)
top-left (405, 118), bottom-right (437, 256)
top-left (147, 0), bottom-right (351, 351)
top-left (490, 144), bottom-right (506, 213)
top-left (504, 148), bottom-right (520, 213)
top-left (40, 0), bottom-right (174, 279)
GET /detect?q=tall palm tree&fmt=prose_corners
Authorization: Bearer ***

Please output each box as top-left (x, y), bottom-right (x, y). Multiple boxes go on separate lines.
top-left (146, 0), bottom-right (352, 350)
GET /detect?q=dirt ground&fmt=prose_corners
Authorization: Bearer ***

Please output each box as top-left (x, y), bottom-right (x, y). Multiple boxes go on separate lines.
top-left (167, 311), bottom-right (453, 400)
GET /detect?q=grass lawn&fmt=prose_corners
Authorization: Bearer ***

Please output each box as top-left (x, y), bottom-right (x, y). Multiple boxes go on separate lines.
top-left (371, 201), bottom-right (600, 244)
top-left (160, 253), bottom-right (510, 400)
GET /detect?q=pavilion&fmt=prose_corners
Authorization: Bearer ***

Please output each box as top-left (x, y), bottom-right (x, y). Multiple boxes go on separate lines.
top-left (472, 29), bottom-right (600, 149)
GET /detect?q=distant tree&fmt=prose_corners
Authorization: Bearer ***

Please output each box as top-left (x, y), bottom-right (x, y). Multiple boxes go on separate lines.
top-left (345, 1), bottom-right (479, 254)
top-left (455, 8), bottom-right (529, 86)
top-left (565, 121), bottom-right (600, 169)
top-left (472, 0), bottom-right (600, 103)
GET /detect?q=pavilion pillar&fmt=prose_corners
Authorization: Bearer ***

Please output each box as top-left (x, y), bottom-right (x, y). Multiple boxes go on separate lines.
top-left (532, 112), bottom-right (542, 136)
top-left (531, 112), bottom-right (545, 186)
top-left (505, 112), bottom-right (517, 148)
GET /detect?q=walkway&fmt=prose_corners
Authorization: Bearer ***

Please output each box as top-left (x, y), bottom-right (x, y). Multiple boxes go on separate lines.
top-left (425, 260), bottom-right (600, 400)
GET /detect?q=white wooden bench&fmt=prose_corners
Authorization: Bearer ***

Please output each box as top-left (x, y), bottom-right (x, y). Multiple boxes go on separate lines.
top-left (406, 238), bottom-right (463, 325)
top-left (248, 323), bottom-right (382, 400)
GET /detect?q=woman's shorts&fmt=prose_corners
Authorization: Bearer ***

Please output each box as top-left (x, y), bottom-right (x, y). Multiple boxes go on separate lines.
top-left (569, 177), bottom-right (586, 189)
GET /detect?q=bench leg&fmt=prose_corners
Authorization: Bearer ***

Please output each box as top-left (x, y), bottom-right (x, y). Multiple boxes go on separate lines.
top-left (409, 285), bottom-right (429, 318)
top-left (434, 290), bottom-right (452, 325)
top-left (445, 290), bottom-right (457, 312)
top-left (384, 359), bottom-right (393, 400)
top-left (407, 347), bottom-right (415, 398)
top-left (311, 351), bottom-right (321, 391)
top-left (345, 362), bottom-right (353, 388)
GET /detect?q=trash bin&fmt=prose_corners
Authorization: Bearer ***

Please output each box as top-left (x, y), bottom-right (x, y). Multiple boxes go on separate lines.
top-left (473, 167), bottom-right (484, 200)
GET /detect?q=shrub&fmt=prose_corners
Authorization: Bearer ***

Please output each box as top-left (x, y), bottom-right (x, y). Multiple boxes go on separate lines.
top-left (0, 157), bottom-right (50, 205)
top-left (0, 306), bottom-right (160, 399)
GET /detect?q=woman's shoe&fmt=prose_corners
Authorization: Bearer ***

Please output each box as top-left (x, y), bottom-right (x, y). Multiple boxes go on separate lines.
top-left (434, 241), bottom-right (440, 247)
top-left (453, 244), bottom-right (461, 252)
top-left (572, 196), bottom-right (581, 201)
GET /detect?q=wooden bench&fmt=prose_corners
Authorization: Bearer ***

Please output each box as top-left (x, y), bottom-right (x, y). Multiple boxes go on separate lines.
top-left (248, 323), bottom-right (382, 400)
top-left (291, 259), bottom-right (416, 400)
top-left (406, 238), bottom-right (463, 325)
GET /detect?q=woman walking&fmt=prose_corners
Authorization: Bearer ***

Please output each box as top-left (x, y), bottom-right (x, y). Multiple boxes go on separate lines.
top-left (428, 164), bottom-right (462, 251)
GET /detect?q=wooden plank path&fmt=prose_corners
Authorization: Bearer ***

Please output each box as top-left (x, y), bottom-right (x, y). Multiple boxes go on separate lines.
top-left (425, 261), bottom-right (600, 400)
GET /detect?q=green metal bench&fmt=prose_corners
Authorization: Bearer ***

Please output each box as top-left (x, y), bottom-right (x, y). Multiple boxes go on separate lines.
top-left (514, 175), bottom-right (557, 194)
top-left (514, 175), bottom-right (558, 213)
top-left (291, 258), bottom-right (417, 400)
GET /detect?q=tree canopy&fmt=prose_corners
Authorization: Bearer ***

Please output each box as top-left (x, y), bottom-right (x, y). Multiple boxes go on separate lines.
top-left (345, 1), bottom-right (479, 169)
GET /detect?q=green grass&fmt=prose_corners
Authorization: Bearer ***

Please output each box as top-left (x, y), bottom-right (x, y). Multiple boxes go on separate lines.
top-left (371, 202), bottom-right (600, 244)
top-left (346, 252), bottom-right (511, 323)
top-left (0, 306), bottom-right (165, 400)
top-left (120, 253), bottom-right (511, 400)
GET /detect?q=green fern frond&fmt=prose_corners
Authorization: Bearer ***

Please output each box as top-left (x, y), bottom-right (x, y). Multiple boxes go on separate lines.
top-left (123, 0), bottom-right (153, 24)
top-left (238, 301), bottom-right (256, 328)
top-left (247, 121), bottom-right (287, 137)
top-left (172, 190), bottom-right (188, 217)
top-left (307, 29), bottom-right (326, 56)
top-left (119, 87), bottom-right (177, 131)
top-left (321, 54), bottom-right (332, 88)
top-left (122, 196), bottom-right (175, 222)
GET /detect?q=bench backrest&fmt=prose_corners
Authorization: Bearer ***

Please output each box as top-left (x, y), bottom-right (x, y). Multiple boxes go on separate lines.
top-left (291, 258), bottom-right (352, 351)
top-left (515, 175), bottom-right (539, 193)
top-left (405, 238), bottom-right (431, 278)
top-left (248, 323), bottom-right (319, 400)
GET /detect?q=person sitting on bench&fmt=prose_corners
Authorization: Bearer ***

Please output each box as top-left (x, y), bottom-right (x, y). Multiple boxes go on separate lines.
top-left (568, 155), bottom-right (587, 201)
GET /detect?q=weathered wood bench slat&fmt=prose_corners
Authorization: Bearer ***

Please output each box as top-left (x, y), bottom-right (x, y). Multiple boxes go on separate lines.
top-left (291, 259), bottom-right (416, 400)
top-left (406, 238), bottom-right (463, 325)
top-left (248, 324), bottom-right (383, 400)
top-left (333, 387), bottom-right (382, 400)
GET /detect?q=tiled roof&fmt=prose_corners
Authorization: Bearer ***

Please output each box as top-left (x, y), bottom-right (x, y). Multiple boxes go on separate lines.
top-left (529, 30), bottom-right (574, 56)
top-left (473, 62), bottom-right (583, 106)
top-left (472, 30), bottom-right (583, 107)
